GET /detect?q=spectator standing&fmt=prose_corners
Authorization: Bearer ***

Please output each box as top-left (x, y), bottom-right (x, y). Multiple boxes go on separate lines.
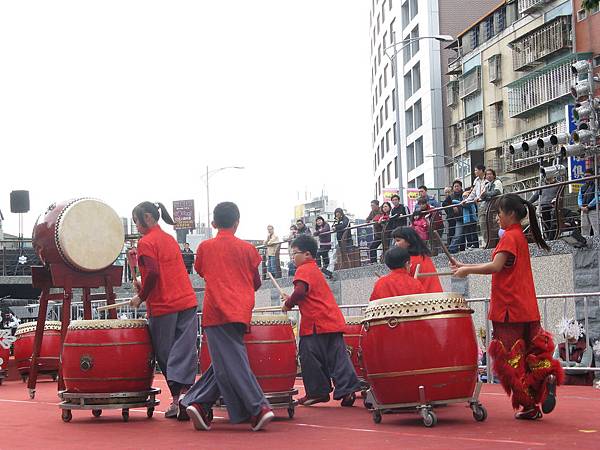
top-left (418, 185), bottom-right (440, 208)
top-left (366, 200), bottom-right (383, 264)
top-left (442, 187), bottom-right (455, 246)
top-left (287, 225), bottom-right (299, 277)
top-left (462, 188), bottom-right (479, 249)
top-left (332, 208), bottom-right (352, 249)
top-left (578, 169), bottom-right (598, 236)
top-left (411, 199), bottom-right (430, 242)
top-left (479, 169), bottom-right (504, 247)
top-left (296, 219), bottom-right (312, 236)
top-left (181, 243), bottom-right (195, 274)
top-left (313, 216), bottom-right (333, 279)
top-left (463, 165), bottom-right (489, 246)
top-left (387, 195), bottom-right (408, 248)
top-left (447, 180), bottom-right (465, 254)
top-left (264, 225), bottom-right (280, 277)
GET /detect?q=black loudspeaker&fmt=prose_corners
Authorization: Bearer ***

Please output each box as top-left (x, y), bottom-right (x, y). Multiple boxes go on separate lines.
top-left (10, 190), bottom-right (30, 213)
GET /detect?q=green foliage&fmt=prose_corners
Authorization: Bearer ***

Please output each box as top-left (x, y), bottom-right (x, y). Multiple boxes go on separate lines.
top-left (582, 0), bottom-right (599, 11)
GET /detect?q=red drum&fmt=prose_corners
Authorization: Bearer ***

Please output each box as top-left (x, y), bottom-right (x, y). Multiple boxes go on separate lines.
top-left (32, 198), bottom-right (124, 272)
top-left (360, 293), bottom-right (477, 406)
top-left (0, 345), bottom-right (10, 375)
top-left (14, 321), bottom-right (62, 377)
top-left (199, 315), bottom-right (297, 393)
top-left (343, 317), bottom-right (365, 380)
top-left (62, 319), bottom-right (154, 393)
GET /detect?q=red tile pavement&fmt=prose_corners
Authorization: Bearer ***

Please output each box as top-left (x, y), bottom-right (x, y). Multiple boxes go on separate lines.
top-left (0, 377), bottom-right (599, 449)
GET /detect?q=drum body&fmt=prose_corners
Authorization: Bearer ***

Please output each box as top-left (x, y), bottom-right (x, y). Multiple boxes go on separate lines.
top-left (199, 315), bottom-right (297, 393)
top-left (14, 321), bottom-right (62, 375)
top-left (361, 293), bottom-right (477, 406)
top-left (62, 320), bottom-right (154, 393)
top-left (343, 317), bottom-right (365, 380)
top-left (0, 345), bottom-right (10, 372)
top-left (32, 198), bottom-right (124, 272)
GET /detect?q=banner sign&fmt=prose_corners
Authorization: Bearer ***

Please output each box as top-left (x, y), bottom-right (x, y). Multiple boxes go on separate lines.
top-left (173, 200), bottom-right (195, 230)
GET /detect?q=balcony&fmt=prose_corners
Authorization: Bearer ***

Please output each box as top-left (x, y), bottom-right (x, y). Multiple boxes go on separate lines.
top-left (510, 16), bottom-right (572, 72)
top-left (518, 0), bottom-right (550, 15)
top-left (507, 53), bottom-right (590, 118)
top-left (459, 67), bottom-right (481, 99)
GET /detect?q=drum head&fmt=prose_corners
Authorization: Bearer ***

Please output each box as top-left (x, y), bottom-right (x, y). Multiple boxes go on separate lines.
top-left (57, 199), bottom-right (124, 272)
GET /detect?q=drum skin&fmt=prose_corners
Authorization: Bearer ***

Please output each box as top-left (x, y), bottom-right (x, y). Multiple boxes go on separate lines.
top-left (361, 294), bottom-right (478, 406)
top-left (200, 317), bottom-right (297, 393)
top-left (14, 321), bottom-right (62, 375)
top-left (32, 198), bottom-right (124, 272)
top-left (343, 318), bottom-right (365, 380)
top-left (62, 320), bottom-right (154, 393)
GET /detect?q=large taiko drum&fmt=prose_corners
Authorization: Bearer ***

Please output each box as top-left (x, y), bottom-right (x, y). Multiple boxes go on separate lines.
top-left (343, 317), bottom-right (365, 380)
top-left (62, 319), bottom-right (155, 393)
top-left (199, 315), bottom-right (297, 393)
top-left (32, 198), bottom-right (124, 272)
top-left (14, 321), bottom-right (62, 378)
top-left (360, 293), bottom-right (477, 406)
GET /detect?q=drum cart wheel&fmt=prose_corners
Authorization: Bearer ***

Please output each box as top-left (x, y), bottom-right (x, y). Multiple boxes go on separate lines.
top-left (287, 407), bottom-right (295, 418)
top-left (421, 409), bottom-right (437, 428)
top-left (372, 410), bottom-right (382, 424)
top-left (58, 388), bottom-right (160, 423)
top-left (215, 389), bottom-right (299, 420)
top-left (471, 403), bottom-right (487, 422)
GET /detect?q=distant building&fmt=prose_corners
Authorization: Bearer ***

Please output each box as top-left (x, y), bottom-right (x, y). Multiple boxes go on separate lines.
top-left (293, 196), bottom-right (355, 232)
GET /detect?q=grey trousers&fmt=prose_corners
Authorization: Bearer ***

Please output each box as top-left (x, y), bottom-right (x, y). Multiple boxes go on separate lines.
top-left (299, 332), bottom-right (361, 400)
top-left (148, 306), bottom-right (198, 395)
top-left (181, 323), bottom-right (269, 423)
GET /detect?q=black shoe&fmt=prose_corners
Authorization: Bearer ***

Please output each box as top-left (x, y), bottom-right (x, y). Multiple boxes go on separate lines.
top-left (542, 375), bottom-right (557, 414)
top-left (515, 406), bottom-right (542, 420)
top-left (340, 392), bottom-right (356, 407)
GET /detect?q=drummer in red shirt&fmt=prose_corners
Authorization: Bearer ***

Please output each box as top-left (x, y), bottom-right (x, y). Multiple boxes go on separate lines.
top-left (181, 202), bottom-right (274, 432)
top-left (370, 247), bottom-right (425, 301)
top-left (129, 201), bottom-right (198, 420)
top-left (392, 227), bottom-right (443, 293)
top-left (452, 194), bottom-right (563, 420)
top-left (282, 234), bottom-right (361, 407)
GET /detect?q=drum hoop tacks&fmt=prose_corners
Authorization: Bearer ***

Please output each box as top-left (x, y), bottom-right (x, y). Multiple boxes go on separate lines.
top-left (68, 319), bottom-right (148, 330)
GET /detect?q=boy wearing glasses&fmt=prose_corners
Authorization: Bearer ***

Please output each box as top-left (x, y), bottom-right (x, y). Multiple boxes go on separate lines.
top-left (282, 234), bottom-right (360, 407)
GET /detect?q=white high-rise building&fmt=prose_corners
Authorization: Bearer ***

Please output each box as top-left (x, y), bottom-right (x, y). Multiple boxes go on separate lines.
top-left (370, 0), bottom-right (499, 202)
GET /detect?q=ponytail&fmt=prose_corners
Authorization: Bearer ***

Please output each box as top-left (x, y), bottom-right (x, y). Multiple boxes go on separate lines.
top-left (156, 202), bottom-right (175, 225)
top-left (497, 194), bottom-right (550, 251)
top-left (132, 201), bottom-right (175, 227)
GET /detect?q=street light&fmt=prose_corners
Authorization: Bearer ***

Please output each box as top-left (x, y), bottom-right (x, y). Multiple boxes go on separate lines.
top-left (202, 165), bottom-right (245, 237)
top-left (385, 34), bottom-right (454, 202)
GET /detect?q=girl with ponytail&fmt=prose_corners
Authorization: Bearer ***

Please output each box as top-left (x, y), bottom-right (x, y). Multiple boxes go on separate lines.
top-left (130, 201), bottom-right (198, 420)
top-left (452, 194), bottom-right (563, 420)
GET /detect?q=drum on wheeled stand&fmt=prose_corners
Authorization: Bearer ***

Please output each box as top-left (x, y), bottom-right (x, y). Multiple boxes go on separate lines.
top-left (343, 316), bottom-right (369, 401)
top-left (360, 293), bottom-right (487, 427)
top-left (14, 321), bottom-right (62, 382)
top-left (58, 319), bottom-right (160, 422)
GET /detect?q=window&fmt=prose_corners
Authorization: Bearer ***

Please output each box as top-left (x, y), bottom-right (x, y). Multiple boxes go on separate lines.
top-left (376, 146), bottom-right (380, 164)
top-left (378, 45), bottom-right (382, 66)
top-left (490, 102), bottom-right (503, 128)
top-left (382, 168), bottom-right (386, 187)
top-left (379, 76), bottom-right (383, 96)
top-left (375, 85), bottom-right (378, 101)
top-left (375, 114), bottom-right (379, 133)
top-left (416, 174), bottom-right (424, 188)
top-left (413, 100), bottom-right (422, 130)
top-left (383, 32), bottom-right (388, 52)
top-left (382, 1), bottom-right (386, 23)
top-left (394, 156), bottom-right (398, 178)
top-left (384, 64), bottom-right (389, 88)
top-left (410, 26), bottom-right (419, 56)
top-left (408, 179), bottom-right (416, 189)
top-left (447, 80), bottom-right (458, 106)
top-left (377, 13), bottom-right (380, 34)
top-left (379, 107), bottom-right (384, 127)
top-left (393, 123), bottom-right (397, 144)
top-left (385, 97), bottom-right (390, 119)
top-left (577, 9), bottom-right (587, 21)
top-left (407, 142), bottom-right (415, 171)
top-left (409, 0), bottom-right (418, 19)
top-left (594, 55), bottom-right (600, 68)
top-left (405, 106), bottom-right (414, 135)
top-left (404, 71), bottom-right (413, 100)
top-left (387, 162), bottom-right (392, 185)
top-left (374, 183), bottom-right (378, 198)
top-left (374, 153), bottom-right (377, 172)
top-left (415, 136), bottom-right (423, 166)
top-left (385, 129), bottom-right (391, 152)
top-left (389, 19), bottom-right (396, 45)
top-left (591, 4), bottom-right (600, 14)
top-left (392, 89), bottom-right (396, 110)
top-left (401, 1), bottom-right (410, 30)
top-left (380, 137), bottom-right (385, 157)
top-left (412, 63), bottom-right (421, 92)
top-left (389, 0), bottom-right (393, 10)
top-left (488, 54), bottom-right (501, 83)
top-left (403, 42), bottom-right (411, 65)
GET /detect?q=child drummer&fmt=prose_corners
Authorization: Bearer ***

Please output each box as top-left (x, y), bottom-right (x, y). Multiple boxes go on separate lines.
top-left (370, 247), bottom-right (424, 301)
top-left (451, 194), bottom-right (563, 420)
top-left (181, 202), bottom-right (274, 432)
top-left (129, 201), bottom-right (199, 420)
top-left (282, 234), bottom-right (361, 406)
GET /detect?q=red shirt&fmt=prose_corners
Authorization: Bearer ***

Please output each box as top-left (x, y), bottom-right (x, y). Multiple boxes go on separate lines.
top-left (294, 259), bottom-right (346, 336)
top-left (490, 223), bottom-right (540, 322)
top-left (409, 255), bottom-right (443, 293)
top-left (137, 225), bottom-right (197, 317)
top-left (196, 229), bottom-right (262, 327)
top-left (369, 268), bottom-right (425, 301)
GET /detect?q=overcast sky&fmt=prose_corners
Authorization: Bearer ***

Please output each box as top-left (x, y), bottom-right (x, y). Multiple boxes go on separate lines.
top-left (0, 1), bottom-right (372, 241)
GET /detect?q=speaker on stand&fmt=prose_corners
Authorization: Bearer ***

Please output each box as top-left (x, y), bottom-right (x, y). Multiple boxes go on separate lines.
top-left (10, 190), bottom-right (30, 275)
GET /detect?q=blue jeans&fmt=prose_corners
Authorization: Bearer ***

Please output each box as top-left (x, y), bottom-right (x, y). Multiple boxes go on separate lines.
top-left (449, 220), bottom-right (464, 253)
top-left (267, 256), bottom-right (277, 275)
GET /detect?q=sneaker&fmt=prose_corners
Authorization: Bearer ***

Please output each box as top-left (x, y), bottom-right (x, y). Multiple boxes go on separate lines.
top-left (250, 406), bottom-right (275, 431)
top-left (164, 401), bottom-right (178, 419)
top-left (542, 375), bottom-right (557, 414)
top-left (297, 394), bottom-right (330, 406)
top-left (340, 392), bottom-right (356, 407)
top-left (186, 403), bottom-right (212, 431)
top-left (515, 406), bottom-right (542, 420)
top-left (177, 394), bottom-right (190, 421)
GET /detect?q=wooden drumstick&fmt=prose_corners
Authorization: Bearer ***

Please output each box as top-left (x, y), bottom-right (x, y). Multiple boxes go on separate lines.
top-left (267, 272), bottom-right (286, 299)
top-left (413, 264), bottom-right (421, 279)
top-left (432, 230), bottom-right (458, 266)
top-left (417, 271), bottom-right (454, 278)
top-left (253, 305), bottom-right (292, 313)
top-left (97, 299), bottom-right (133, 312)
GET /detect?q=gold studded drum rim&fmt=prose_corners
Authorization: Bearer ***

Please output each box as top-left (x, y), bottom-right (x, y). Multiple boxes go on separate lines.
top-left (362, 293), bottom-right (472, 322)
top-left (345, 316), bottom-right (364, 325)
top-left (68, 319), bottom-right (148, 330)
top-left (15, 321), bottom-right (63, 336)
top-left (250, 315), bottom-right (293, 325)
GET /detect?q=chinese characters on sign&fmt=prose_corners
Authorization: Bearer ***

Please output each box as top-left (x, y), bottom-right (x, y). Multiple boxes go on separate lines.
top-left (172, 200), bottom-right (195, 230)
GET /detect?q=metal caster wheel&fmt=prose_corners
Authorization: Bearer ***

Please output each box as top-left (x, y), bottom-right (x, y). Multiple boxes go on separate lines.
top-left (62, 410), bottom-right (72, 423)
top-left (28, 388), bottom-right (35, 400)
top-left (51, 374), bottom-right (58, 381)
top-left (92, 409), bottom-right (102, 418)
top-left (287, 407), bottom-right (295, 419)
top-left (472, 404), bottom-right (487, 422)
top-left (372, 410), bottom-right (382, 424)
top-left (147, 407), bottom-right (154, 418)
top-left (423, 411), bottom-right (437, 428)
top-left (122, 409), bottom-right (129, 422)
top-left (21, 376), bottom-right (27, 383)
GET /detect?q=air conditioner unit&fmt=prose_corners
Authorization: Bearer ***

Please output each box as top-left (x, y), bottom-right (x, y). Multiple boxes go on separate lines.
top-left (473, 124), bottom-right (482, 136)
top-left (456, 122), bottom-right (463, 130)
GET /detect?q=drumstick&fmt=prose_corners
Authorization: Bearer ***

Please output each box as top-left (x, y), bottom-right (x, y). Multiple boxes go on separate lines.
top-left (417, 271), bottom-right (454, 278)
top-left (267, 272), bottom-right (286, 299)
top-left (253, 305), bottom-right (293, 313)
top-left (432, 230), bottom-right (457, 266)
top-left (413, 264), bottom-right (421, 279)
top-left (96, 299), bottom-right (133, 312)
